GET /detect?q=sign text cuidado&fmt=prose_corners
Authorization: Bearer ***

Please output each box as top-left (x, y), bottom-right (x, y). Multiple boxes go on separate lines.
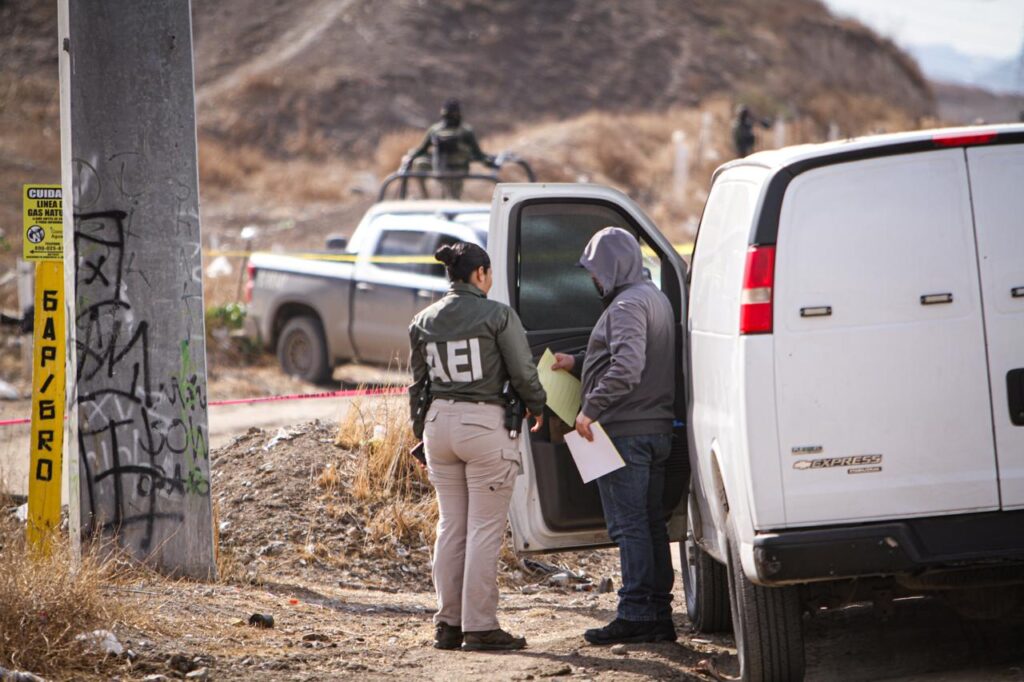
top-left (23, 185), bottom-right (64, 262)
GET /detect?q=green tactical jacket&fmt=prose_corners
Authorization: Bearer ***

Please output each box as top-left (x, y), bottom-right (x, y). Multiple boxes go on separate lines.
top-left (408, 122), bottom-right (490, 171)
top-left (408, 283), bottom-right (546, 434)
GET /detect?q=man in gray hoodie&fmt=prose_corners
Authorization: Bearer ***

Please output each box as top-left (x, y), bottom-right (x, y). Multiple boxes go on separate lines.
top-left (552, 227), bottom-right (676, 645)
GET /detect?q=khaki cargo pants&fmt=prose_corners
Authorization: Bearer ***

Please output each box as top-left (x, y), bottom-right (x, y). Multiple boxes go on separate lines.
top-left (424, 400), bottom-right (522, 632)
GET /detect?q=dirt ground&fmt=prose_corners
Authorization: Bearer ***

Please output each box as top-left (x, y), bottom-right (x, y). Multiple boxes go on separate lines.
top-left (13, 420), bottom-right (1014, 682)
top-left (81, 420), bottom-right (732, 682)
top-left (6, 417), bottom-right (1024, 680)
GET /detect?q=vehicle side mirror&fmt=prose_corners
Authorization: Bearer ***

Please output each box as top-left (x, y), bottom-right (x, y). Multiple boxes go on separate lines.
top-left (325, 234), bottom-right (348, 251)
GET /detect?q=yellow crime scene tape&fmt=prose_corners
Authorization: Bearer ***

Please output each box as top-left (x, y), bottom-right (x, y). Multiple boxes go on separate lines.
top-left (205, 242), bottom-right (694, 264)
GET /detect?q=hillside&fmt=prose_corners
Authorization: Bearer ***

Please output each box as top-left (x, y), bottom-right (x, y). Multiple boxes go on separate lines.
top-left (933, 81), bottom-right (1023, 125)
top-left (1, 0), bottom-right (935, 321)
top-left (191, 0), bottom-right (933, 158)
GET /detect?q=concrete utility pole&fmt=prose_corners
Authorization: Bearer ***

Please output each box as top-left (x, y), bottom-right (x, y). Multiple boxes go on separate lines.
top-left (58, 0), bottom-right (215, 578)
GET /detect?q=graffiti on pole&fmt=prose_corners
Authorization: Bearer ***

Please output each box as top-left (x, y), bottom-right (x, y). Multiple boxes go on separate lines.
top-left (73, 205), bottom-right (209, 555)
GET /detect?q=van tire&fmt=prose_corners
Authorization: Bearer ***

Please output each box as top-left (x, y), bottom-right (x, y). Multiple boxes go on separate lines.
top-left (277, 315), bottom-right (332, 385)
top-left (726, 527), bottom-right (805, 682)
top-left (682, 486), bottom-right (732, 633)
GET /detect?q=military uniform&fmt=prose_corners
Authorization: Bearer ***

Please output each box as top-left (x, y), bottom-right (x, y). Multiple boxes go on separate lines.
top-left (407, 122), bottom-right (495, 199)
top-left (409, 282), bottom-right (545, 633)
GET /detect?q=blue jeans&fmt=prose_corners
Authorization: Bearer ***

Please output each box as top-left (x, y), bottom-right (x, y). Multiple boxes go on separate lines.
top-left (597, 433), bottom-right (674, 622)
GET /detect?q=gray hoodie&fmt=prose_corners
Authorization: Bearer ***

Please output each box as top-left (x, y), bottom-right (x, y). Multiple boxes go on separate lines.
top-left (572, 227), bottom-right (675, 437)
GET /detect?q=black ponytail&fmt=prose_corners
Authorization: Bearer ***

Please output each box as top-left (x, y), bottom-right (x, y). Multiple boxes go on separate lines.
top-left (435, 241), bottom-right (490, 283)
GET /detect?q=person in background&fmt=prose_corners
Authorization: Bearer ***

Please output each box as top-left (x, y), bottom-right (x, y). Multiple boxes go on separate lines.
top-left (732, 104), bottom-right (772, 157)
top-left (409, 241), bottom-right (546, 652)
top-left (403, 98), bottom-right (498, 198)
top-left (551, 227), bottom-right (677, 645)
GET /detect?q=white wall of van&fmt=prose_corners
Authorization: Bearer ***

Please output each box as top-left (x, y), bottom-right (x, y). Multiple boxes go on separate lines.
top-left (690, 126), bottom-right (1024, 559)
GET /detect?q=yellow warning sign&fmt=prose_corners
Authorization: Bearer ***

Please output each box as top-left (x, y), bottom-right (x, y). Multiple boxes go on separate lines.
top-left (27, 261), bottom-right (66, 551)
top-left (23, 184), bottom-right (64, 261)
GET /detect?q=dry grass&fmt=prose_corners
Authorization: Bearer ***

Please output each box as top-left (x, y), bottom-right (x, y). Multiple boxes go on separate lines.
top-left (336, 394), bottom-right (423, 500)
top-left (0, 514), bottom-right (123, 677)
top-left (328, 394), bottom-right (541, 582)
top-left (198, 95), bottom-right (936, 254)
top-left (374, 129), bottom-right (424, 177)
top-left (198, 136), bottom-right (352, 204)
top-left (332, 395), bottom-right (438, 550)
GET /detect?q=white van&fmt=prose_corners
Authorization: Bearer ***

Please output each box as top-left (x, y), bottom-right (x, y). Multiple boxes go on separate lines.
top-left (490, 125), bottom-right (1024, 682)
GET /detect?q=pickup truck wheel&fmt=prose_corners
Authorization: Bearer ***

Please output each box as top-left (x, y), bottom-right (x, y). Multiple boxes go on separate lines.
top-left (277, 316), bottom-right (332, 385)
top-left (726, 526), bottom-right (805, 682)
top-left (681, 485), bottom-right (732, 633)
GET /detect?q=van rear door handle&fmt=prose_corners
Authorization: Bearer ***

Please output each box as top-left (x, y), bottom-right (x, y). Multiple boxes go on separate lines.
top-left (1012, 286), bottom-right (1024, 299)
top-left (800, 306), bottom-right (832, 318)
top-left (920, 293), bottom-right (953, 305)
top-left (356, 282), bottom-right (374, 292)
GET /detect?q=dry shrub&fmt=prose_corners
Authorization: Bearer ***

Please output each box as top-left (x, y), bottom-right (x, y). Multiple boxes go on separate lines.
top-left (202, 268), bottom-right (247, 311)
top-left (199, 134), bottom-right (351, 203)
top-left (0, 517), bottom-right (122, 677)
top-left (365, 498), bottom-right (439, 549)
top-left (333, 393), bottom-right (438, 552)
top-left (198, 137), bottom-right (266, 190)
top-left (336, 394), bottom-right (425, 501)
top-left (486, 102), bottom-right (736, 240)
top-left (260, 157), bottom-right (350, 203)
top-left (316, 461), bottom-right (343, 493)
top-left (801, 90), bottom-right (922, 138)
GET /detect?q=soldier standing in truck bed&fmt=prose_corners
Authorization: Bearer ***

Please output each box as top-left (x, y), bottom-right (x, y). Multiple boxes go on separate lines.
top-left (404, 98), bottom-right (498, 199)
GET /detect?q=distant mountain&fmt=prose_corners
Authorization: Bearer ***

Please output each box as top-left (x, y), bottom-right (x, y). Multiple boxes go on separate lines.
top-left (979, 58), bottom-right (1022, 94)
top-left (910, 43), bottom-right (1020, 93)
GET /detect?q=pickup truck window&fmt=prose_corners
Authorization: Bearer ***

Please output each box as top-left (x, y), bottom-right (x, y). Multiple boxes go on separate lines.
top-left (374, 229), bottom-right (430, 274)
top-left (516, 202), bottom-right (664, 331)
top-left (426, 233), bottom-right (462, 278)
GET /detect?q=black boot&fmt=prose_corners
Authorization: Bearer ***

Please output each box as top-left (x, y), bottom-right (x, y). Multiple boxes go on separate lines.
top-left (462, 628), bottom-right (527, 651)
top-left (655, 618), bottom-right (678, 642)
top-left (434, 622), bottom-right (463, 650)
top-left (584, 618), bottom-right (673, 645)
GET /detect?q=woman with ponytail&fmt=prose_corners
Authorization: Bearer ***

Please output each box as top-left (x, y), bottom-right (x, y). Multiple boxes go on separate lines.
top-left (408, 241), bottom-right (546, 652)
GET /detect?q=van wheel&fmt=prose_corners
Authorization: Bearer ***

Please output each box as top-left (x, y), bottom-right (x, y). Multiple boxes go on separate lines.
top-left (681, 485), bottom-right (732, 633)
top-left (726, 527), bottom-right (805, 682)
top-left (277, 316), bottom-right (332, 385)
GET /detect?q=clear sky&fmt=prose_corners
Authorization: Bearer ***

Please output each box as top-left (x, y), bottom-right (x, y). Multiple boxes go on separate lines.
top-left (823, 0), bottom-right (1023, 60)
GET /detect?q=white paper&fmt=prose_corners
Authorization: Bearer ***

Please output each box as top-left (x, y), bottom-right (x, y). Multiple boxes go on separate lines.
top-left (563, 422), bottom-right (625, 484)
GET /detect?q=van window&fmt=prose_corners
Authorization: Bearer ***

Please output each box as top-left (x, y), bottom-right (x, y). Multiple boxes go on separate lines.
top-left (690, 181), bottom-right (758, 334)
top-left (516, 202), bottom-right (663, 331)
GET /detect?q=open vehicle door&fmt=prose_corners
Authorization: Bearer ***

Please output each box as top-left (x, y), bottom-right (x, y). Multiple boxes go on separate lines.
top-left (488, 183), bottom-right (690, 553)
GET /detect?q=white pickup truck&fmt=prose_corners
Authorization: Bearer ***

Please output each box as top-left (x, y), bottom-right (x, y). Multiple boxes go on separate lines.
top-left (245, 200), bottom-right (489, 383)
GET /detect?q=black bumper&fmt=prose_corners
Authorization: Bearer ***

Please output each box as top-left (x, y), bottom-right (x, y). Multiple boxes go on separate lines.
top-left (753, 510), bottom-right (1024, 583)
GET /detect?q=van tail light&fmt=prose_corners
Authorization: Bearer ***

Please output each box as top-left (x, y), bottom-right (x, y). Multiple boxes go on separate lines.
top-left (739, 245), bottom-right (776, 335)
top-left (244, 262), bottom-right (256, 303)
